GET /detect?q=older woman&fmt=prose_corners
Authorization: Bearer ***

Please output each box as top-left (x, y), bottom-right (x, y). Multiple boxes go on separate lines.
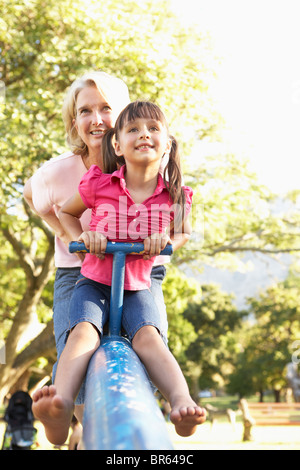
top-left (23, 71), bottom-right (169, 423)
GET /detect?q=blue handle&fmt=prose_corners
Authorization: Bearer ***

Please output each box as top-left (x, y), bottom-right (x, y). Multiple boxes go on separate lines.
top-left (69, 241), bottom-right (173, 256)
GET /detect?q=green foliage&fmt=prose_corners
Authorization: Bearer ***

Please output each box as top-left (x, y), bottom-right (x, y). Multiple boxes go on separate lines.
top-left (183, 284), bottom-right (246, 391)
top-left (0, 232), bottom-right (25, 338)
top-left (179, 153), bottom-right (300, 271)
top-left (0, 0), bottom-right (217, 207)
top-left (227, 271), bottom-right (300, 398)
top-left (163, 266), bottom-right (200, 362)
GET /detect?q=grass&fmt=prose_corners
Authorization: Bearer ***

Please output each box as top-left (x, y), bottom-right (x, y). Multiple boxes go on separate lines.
top-left (1, 395), bottom-right (300, 450)
top-left (168, 422), bottom-right (300, 451)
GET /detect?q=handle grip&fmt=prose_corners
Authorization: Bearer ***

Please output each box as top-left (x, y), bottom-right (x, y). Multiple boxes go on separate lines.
top-left (69, 241), bottom-right (173, 256)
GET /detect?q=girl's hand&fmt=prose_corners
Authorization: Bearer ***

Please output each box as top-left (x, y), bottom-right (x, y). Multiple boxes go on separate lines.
top-left (143, 233), bottom-right (172, 260)
top-left (78, 231), bottom-right (107, 260)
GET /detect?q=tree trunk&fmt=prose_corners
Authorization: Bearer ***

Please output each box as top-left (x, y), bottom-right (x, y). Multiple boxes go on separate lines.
top-left (239, 399), bottom-right (255, 441)
top-left (0, 225), bottom-right (55, 405)
top-left (0, 320), bottom-right (56, 404)
top-left (273, 389), bottom-right (281, 403)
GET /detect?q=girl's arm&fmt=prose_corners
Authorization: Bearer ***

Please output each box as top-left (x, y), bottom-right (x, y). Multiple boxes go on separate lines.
top-left (169, 214), bottom-right (192, 251)
top-left (143, 214), bottom-right (192, 260)
top-left (59, 191), bottom-right (87, 241)
top-left (59, 192), bottom-right (107, 258)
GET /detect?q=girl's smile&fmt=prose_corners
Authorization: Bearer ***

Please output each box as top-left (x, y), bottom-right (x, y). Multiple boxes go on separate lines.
top-left (114, 117), bottom-right (171, 165)
top-left (135, 142), bottom-right (154, 151)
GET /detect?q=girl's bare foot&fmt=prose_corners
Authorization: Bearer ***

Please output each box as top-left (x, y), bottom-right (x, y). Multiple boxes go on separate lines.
top-left (32, 385), bottom-right (74, 445)
top-left (170, 398), bottom-right (206, 437)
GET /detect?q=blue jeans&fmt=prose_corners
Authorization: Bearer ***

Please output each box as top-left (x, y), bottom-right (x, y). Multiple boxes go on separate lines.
top-left (52, 265), bottom-right (167, 404)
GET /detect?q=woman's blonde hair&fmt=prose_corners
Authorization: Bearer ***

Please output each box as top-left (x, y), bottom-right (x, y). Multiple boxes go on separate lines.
top-left (62, 71), bottom-right (130, 157)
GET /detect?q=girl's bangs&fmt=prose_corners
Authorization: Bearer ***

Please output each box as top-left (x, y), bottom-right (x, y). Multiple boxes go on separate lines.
top-left (117, 101), bottom-right (167, 131)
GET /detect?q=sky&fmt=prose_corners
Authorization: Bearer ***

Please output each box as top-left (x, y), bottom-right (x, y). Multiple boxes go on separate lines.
top-left (171, 0), bottom-right (300, 195)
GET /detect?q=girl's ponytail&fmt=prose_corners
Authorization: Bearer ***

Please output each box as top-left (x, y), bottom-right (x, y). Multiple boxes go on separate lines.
top-left (102, 128), bottom-right (125, 173)
top-left (164, 136), bottom-right (186, 230)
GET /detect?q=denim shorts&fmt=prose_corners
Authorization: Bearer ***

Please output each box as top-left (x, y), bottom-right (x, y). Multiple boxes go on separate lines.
top-left (52, 265), bottom-right (167, 405)
top-left (70, 275), bottom-right (163, 341)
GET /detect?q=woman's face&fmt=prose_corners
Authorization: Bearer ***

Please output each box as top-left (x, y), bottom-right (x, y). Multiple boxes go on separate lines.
top-left (74, 86), bottom-right (114, 154)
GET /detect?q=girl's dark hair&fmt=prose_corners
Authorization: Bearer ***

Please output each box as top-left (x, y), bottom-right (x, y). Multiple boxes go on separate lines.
top-left (101, 128), bottom-right (125, 173)
top-left (102, 101), bottom-right (186, 228)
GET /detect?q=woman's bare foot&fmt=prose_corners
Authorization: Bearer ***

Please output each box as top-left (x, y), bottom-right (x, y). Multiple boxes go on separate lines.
top-left (32, 385), bottom-right (74, 445)
top-left (169, 398), bottom-right (206, 437)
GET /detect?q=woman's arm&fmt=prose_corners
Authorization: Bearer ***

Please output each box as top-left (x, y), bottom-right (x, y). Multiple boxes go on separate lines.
top-left (23, 178), bottom-right (70, 244)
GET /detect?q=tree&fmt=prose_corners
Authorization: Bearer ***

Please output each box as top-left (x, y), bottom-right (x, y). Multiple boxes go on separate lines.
top-left (182, 284), bottom-right (246, 398)
top-left (176, 153), bottom-right (300, 268)
top-left (162, 265), bottom-right (200, 364)
top-left (227, 270), bottom-right (300, 401)
top-left (0, 0), bottom-right (218, 402)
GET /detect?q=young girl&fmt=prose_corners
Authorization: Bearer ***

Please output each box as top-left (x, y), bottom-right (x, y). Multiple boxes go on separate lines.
top-left (32, 101), bottom-right (206, 445)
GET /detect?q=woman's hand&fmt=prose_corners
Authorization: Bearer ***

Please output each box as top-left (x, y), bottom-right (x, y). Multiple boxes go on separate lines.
top-left (143, 233), bottom-right (172, 260)
top-left (78, 231), bottom-right (107, 260)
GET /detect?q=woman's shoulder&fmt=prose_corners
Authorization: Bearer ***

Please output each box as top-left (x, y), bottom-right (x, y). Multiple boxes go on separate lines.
top-left (39, 151), bottom-right (85, 174)
top-left (32, 152), bottom-right (85, 184)
top-left (30, 152), bottom-right (86, 212)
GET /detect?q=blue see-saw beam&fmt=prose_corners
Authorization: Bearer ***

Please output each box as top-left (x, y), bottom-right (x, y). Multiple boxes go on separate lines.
top-left (69, 241), bottom-right (174, 450)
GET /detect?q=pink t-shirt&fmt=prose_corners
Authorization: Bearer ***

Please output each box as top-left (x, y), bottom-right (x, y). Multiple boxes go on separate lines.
top-left (31, 152), bottom-right (91, 267)
top-left (79, 165), bottom-right (193, 290)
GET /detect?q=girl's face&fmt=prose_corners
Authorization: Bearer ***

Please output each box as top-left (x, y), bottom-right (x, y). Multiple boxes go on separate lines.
top-left (114, 117), bottom-right (171, 167)
top-left (74, 86), bottom-right (114, 153)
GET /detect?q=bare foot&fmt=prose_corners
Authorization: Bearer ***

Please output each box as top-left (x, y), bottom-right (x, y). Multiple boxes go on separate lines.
top-left (170, 398), bottom-right (206, 437)
top-left (32, 385), bottom-right (74, 445)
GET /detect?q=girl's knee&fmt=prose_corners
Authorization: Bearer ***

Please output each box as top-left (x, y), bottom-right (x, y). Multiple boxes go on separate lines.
top-left (132, 325), bottom-right (161, 353)
top-left (69, 322), bottom-right (100, 346)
